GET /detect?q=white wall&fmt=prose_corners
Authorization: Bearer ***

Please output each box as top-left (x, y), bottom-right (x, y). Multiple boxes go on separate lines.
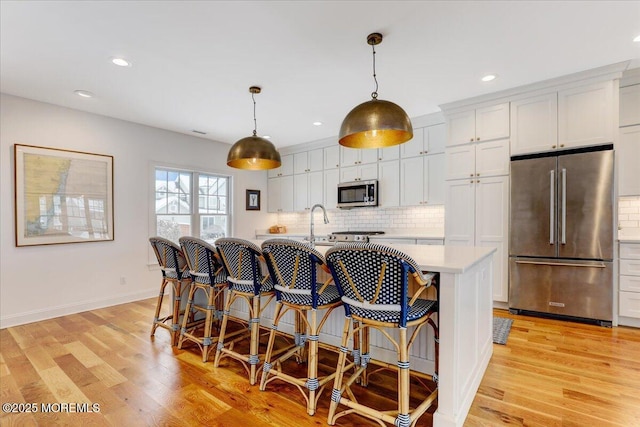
top-left (0, 94), bottom-right (274, 328)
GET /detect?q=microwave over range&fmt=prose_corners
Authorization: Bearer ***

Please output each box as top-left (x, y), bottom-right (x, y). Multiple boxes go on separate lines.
top-left (337, 180), bottom-right (378, 208)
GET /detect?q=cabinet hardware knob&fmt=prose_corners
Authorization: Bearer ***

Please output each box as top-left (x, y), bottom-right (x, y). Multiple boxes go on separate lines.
top-left (476, 173), bottom-right (480, 176)
top-left (336, 164), bottom-right (339, 167)
top-left (552, 145), bottom-right (556, 149)
top-left (470, 138), bottom-right (474, 142)
top-left (424, 150), bottom-right (428, 154)
top-left (560, 144), bottom-right (565, 148)
top-left (476, 137), bottom-right (480, 141)
top-left (470, 180), bottom-right (474, 184)
top-left (378, 158), bottom-right (382, 161)
top-left (470, 173), bottom-right (474, 177)
top-left (477, 180), bottom-right (480, 183)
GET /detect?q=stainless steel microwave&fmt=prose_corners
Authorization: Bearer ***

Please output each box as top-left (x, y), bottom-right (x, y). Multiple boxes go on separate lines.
top-left (337, 180), bottom-right (378, 208)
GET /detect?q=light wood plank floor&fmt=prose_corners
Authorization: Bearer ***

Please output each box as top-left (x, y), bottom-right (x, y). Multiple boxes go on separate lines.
top-left (1, 299), bottom-right (639, 426)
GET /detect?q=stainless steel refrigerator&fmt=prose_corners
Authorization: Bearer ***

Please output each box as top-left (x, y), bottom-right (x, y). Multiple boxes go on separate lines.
top-left (509, 145), bottom-right (614, 325)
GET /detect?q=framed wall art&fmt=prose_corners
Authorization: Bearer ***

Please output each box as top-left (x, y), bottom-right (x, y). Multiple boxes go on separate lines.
top-left (246, 189), bottom-right (260, 211)
top-left (14, 144), bottom-right (114, 246)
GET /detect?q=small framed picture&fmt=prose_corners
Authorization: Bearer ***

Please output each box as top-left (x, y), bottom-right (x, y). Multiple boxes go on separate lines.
top-left (246, 189), bottom-right (260, 211)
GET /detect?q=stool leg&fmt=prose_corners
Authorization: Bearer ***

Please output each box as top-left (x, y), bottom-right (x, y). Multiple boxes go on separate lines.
top-left (214, 288), bottom-right (234, 368)
top-left (201, 285), bottom-right (217, 362)
top-left (307, 308), bottom-right (318, 416)
top-left (248, 294), bottom-right (261, 385)
top-left (327, 316), bottom-right (351, 425)
top-left (397, 327), bottom-right (410, 426)
top-left (151, 278), bottom-right (169, 338)
top-left (178, 283), bottom-right (197, 349)
top-left (259, 301), bottom-right (283, 391)
top-left (170, 279), bottom-right (183, 346)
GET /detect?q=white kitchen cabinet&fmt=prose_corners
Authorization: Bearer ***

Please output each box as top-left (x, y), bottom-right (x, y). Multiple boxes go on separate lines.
top-left (268, 154), bottom-right (293, 178)
top-left (446, 103), bottom-right (509, 147)
top-left (324, 145), bottom-right (340, 169)
top-left (558, 80), bottom-right (614, 148)
top-left (401, 123), bottom-right (446, 158)
top-left (294, 149), bottom-right (323, 174)
top-left (620, 242), bottom-right (640, 321)
top-left (267, 175), bottom-right (294, 213)
top-left (340, 146), bottom-right (378, 166)
top-left (400, 153), bottom-right (445, 206)
top-left (378, 160), bottom-right (400, 207)
top-left (446, 139), bottom-right (509, 180)
top-left (378, 145), bottom-right (400, 162)
top-left (620, 84), bottom-right (640, 127)
top-left (340, 163), bottom-right (377, 183)
top-left (445, 175), bottom-right (509, 302)
top-left (510, 92), bottom-right (558, 155)
top-left (618, 125), bottom-right (640, 196)
top-left (293, 171), bottom-right (323, 211)
top-left (324, 169), bottom-right (339, 209)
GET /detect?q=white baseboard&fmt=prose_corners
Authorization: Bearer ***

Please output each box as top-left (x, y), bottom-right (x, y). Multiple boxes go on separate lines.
top-left (0, 289), bottom-right (157, 329)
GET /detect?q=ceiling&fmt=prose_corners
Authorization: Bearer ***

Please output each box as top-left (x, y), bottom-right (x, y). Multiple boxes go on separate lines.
top-left (1, 1), bottom-right (639, 149)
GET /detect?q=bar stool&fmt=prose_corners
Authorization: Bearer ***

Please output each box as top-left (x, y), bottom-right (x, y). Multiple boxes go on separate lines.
top-left (214, 238), bottom-right (276, 385)
top-left (149, 237), bottom-right (192, 346)
top-left (177, 236), bottom-right (228, 362)
top-left (325, 243), bottom-right (439, 427)
top-left (260, 239), bottom-right (343, 416)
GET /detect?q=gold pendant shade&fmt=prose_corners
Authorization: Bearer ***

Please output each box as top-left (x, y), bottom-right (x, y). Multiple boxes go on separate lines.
top-left (339, 99), bottom-right (413, 148)
top-left (226, 135), bottom-right (281, 170)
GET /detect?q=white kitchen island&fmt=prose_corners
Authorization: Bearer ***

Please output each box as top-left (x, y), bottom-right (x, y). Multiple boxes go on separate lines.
top-left (249, 241), bottom-right (496, 427)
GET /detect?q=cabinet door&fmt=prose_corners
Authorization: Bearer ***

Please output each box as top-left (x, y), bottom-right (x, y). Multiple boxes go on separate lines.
top-left (378, 160), bottom-right (400, 207)
top-left (400, 157), bottom-right (424, 206)
top-left (324, 145), bottom-right (340, 169)
top-left (620, 84), bottom-right (640, 127)
top-left (308, 171), bottom-right (323, 207)
top-left (401, 127), bottom-right (425, 158)
top-left (360, 148), bottom-right (379, 165)
top-left (280, 154), bottom-right (294, 176)
top-left (511, 93), bottom-right (558, 155)
top-left (294, 173), bottom-right (309, 211)
top-left (475, 103), bottom-right (510, 142)
top-left (360, 163), bottom-right (378, 180)
top-left (340, 146), bottom-right (359, 166)
top-left (445, 179), bottom-right (475, 246)
top-left (268, 165), bottom-right (281, 178)
top-left (426, 123), bottom-right (446, 154)
top-left (324, 169), bottom-right (339, 209)
top-left (280, 175), bottom-right (294, 212)
top-left (267, 178), bottom-right (281, 212)
top-left (475, 176), bottom-right (509, 302)
top-left (447, 109), bottom-right (476, 146)
top-left (558, 80), bottom-right (614, 148)
top-left (475, 139), bottom-right (510, 177)
top-left (308, 148), bottom-right (324, 172)
top-left (293, 152), bottom-right (309, 175)
top-left (445, 144), bottom-right (475, 180)
top-left (379, 145), bottom-right (400, 161)
top-left (618, 125), bottom-right (640, 196)
top-left (340, 165), bottom-right (359, 183)
top-left (426, 153), bottom-right (445, 205)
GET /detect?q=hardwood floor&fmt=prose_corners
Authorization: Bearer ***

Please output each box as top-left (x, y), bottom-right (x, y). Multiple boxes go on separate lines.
top-left (1, 299), bottom-right (639, 426)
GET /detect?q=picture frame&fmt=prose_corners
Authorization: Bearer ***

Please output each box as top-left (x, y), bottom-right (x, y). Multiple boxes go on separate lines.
top-left (246, 189), bottom-right (261, 211)
top-left (14, 144), bottom-right (114, 247)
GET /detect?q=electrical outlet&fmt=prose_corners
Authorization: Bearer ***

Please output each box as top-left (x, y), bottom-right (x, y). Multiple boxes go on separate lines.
top-left (120, 277), bottom-right (126, 285)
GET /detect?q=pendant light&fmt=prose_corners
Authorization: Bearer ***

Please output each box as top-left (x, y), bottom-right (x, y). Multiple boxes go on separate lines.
top-left (339, 33), bottom-right (413, 149)
top-left (227, 86), bottom-right (282, 170)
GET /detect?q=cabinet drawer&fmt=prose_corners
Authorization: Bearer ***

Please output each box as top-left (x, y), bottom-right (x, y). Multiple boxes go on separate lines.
top-left (620, 259), bottom-right (640, 276)
top-left (620, 243), bottom-right (640, 260)
top-left (620, 291), bottom-right (640, 318)
top-left (620, 275), bottom-right (640, 292)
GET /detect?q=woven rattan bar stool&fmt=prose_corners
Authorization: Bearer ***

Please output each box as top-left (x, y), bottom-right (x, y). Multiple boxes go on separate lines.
top-left (260, 239), bottom-right (343, 416)
top-left (149, 237), bottom-right (192, 346)
top-left (325, 243), bottom-right (439, 427)
top-left (214, 238), bottom-right (276, 385)
top-left (177, 236), bottom-right (228, 362)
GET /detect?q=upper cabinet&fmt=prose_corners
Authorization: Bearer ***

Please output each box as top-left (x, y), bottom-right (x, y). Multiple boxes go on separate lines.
top-left (293, 148), bottom-right (323, 174)
top-left (401, 124), bottom-right (446, 158)
top-left (340, 146), bottom-right (378, 167)
top-left (558, 80), bottom-right (614, 148)
top-left (268, 154), bottom-right (294, 178)
top-left (618, 125), bottom-right (640, 196)
top-left (510, 92), bottom-right (558, 156)
top-left (446, 103), bottom-right (510, 147)
top-left (620, 84), bottom-right (640, 127)
top-left (324, 145), bottom-right (340, 170)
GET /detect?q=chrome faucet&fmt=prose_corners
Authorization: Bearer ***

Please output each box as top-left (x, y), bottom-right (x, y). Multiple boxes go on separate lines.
top-left (309, 204), bottom-right (329, 246)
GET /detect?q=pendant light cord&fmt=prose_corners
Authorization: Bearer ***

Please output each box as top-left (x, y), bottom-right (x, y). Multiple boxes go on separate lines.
top-left (371, 43), bottom-right (378, 99)
top-left (252, 91), bottom-right (258, 136)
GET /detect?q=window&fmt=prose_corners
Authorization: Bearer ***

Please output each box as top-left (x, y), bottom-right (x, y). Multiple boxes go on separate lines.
top-left (154, 167), bottom-right (230, 244)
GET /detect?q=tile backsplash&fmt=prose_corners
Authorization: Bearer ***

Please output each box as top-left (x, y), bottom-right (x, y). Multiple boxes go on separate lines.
top-left (619, 196), bottom-right (640, 236)
top-left (275, 205), bottom-right (445, 233)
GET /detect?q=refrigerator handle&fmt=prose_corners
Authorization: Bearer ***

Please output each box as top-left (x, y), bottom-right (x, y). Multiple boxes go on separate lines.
top-left (561, 168), bottom-right (566, 245)
top-left (549, 169), bottom-right (555, 245)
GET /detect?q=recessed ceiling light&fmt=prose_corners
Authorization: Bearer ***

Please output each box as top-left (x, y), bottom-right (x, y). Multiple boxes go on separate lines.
top-left (263, 135), bottom-right (271, 139)
top-left (481, 74), bottom-right (497, 82)
top-left (313, 121), bottom-right (323, 126)
top-left (74, 90), bottom-right (94, 98)
top-left (634, 35), bottom-right (640, 42)
top-left (111, 57), bottom-right (131, 67)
